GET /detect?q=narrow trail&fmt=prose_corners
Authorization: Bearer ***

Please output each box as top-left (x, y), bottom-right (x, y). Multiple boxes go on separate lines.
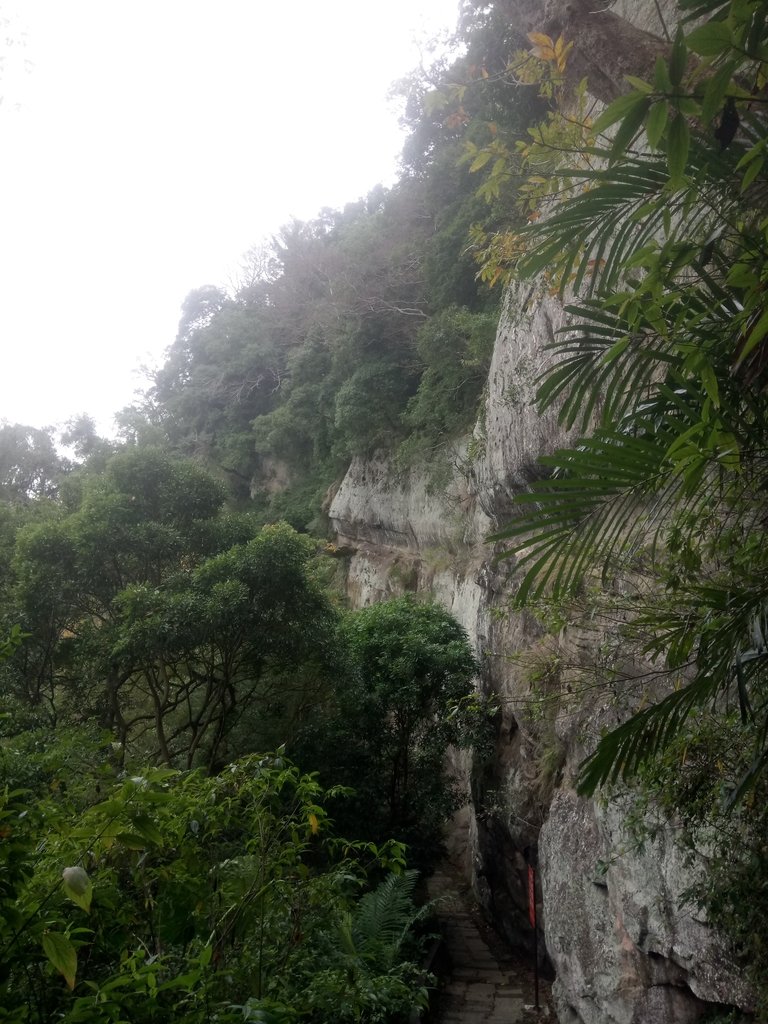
top-left (426, 866), bottom-right (550, 1024)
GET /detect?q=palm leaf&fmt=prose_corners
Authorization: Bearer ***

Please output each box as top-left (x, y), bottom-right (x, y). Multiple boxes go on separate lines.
top-left (516, 143), bottom-right (743, 298)
top-left (579, 589), bottom-right (768, 795)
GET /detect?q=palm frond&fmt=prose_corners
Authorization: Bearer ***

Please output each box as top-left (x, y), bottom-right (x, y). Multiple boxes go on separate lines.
top-left (579, 590), bottom-right (768, 796)
top-left (516, 144), bottom-right (744, 298)
top-left (491, 427), bottom-right (679, 602)
top-left (577, 676), bottom-right (719, 793)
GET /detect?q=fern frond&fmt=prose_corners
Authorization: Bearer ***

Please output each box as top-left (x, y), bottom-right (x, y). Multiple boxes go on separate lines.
top-left (351, 870), bottom-right (422, 969)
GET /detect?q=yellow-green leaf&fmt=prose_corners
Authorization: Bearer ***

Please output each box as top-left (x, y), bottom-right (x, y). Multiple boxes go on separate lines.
top-left (469, 150), bottom-right (492, 173)
top-left (42, 932), bottom-right (77, 990)
top-left (667, 112), bottom-right (690, 182)
top-left (527, 31), bottom-right (555, 49)
top-left (624, 75), bottom-right (653, 94)
top-left (653, 55), bottom-right (673, 93)
top-left (646, 100), bottom-right (668, 149)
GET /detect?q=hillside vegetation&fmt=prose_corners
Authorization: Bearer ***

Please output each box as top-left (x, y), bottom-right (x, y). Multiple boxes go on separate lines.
top-left (3, 0), bottom-right (768, 1019)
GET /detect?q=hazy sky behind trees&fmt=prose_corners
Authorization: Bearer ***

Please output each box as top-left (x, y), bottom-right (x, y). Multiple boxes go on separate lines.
top-left (0, 0), bottom-right (458, 435)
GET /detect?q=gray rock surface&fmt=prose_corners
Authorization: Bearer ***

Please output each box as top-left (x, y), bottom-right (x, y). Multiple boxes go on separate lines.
top-left (327, 2), bottom-right (752, 1019)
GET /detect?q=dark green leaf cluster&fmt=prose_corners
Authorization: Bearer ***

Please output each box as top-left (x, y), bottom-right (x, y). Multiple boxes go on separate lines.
top-left (0, 448), bottom-right (338, 770)
top-left (293, 596), bottom-right (488, 871)
top-left (0, 751), bottom-right (429, 1024)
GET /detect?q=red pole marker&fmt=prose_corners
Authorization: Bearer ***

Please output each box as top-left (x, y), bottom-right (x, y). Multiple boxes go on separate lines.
top-left (528, 864), bottom-right (540, 1010)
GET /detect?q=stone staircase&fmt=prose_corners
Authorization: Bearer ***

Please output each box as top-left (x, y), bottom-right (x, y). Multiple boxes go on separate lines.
top-left (426, 866), bottom-right (549, 1024)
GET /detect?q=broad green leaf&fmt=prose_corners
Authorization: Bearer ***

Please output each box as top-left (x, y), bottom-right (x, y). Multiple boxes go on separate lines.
top-left (624, 75), bottom-right (654, 93)
top-left (115, 831), bottom-right (148, 850)
top-left (130, 814), bottom-right (164, 845)
top-left (700, 364), bottom-right (720, 407)
top-left (669, 28), bottom-right (688, 86)
top-left (701, 62), bottom-right (738, 124)
top-left (610, 97), bottom-right (651, 160)
top-left (42, 932), bottom-right (77, 990)
top-left (741, 155), bottom-right (764, 192)
top-left (469, 150), bottom-right (492, 173)
top-left (654, 55), bottom-right (673, 93)
top-left (646, 100), bottom-right (669, 148)
top-left (736, 139), bottom-right (766, 170)
top-left (726, 262), bottom-right (757, 288)
top-left (667, 113), bottom-right (690, 181)
top-left (686, 21), bottom-right (732, 55)
top-left (593, 90), bottom-right (649, 134)
top-left (736, 308), bottom-right (768, 366)
top-left (602, 337), bottom-right (630, 364)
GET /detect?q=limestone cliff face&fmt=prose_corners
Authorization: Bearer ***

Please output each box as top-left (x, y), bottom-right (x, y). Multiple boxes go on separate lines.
top-left (327, 3), bottom-right (753, 1020)
top-left (329, 280), bottom-right (751, 1022)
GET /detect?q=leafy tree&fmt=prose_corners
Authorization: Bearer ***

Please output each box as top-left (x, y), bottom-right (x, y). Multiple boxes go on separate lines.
top-left (107, 523), bottom-right (338, 768)
top-left (130, 4), bottom-right (547, 523)
top-left (295, 597), bottom-right (485, 870)
top-left (399, 306), bottom-right (497, 463)
top-left (0, 423), bottom-right (65, 504)
top-left (59, 415), bottom-right (116, 467)
top-left (3, 449), bottom-right (337, 765)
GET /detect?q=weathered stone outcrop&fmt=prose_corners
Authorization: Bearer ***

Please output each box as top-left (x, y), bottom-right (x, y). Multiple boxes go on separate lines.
top-left (330, 281), bottom-right (751, 1024)
top-left (328, 3), bottom-right (753, 1020)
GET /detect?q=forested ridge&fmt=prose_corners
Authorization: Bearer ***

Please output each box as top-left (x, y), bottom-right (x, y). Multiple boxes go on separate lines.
top-left (3, 0), bottom-right (768, 1020)
top-left (0, 6), bottom-right (512, 1019)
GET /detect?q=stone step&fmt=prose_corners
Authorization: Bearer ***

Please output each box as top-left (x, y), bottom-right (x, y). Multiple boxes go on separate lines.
top-left (428, 863), bottom-right (542, 1024)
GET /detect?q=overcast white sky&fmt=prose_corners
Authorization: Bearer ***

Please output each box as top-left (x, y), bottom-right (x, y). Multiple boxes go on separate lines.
top-left (0, 0), bottom-right (459, 436)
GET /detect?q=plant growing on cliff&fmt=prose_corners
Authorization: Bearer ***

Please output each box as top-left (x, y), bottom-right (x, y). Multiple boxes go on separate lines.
top-left (485, 0), bottom-right (768, 803)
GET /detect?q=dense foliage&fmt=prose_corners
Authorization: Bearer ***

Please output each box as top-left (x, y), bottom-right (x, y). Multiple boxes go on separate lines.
top-left (0, 746), bottom-right (429, 1024)
top-left (294, 596), bottom-right (484, 869)
top-left (0, 439), bottom-right (480, 1019)
top-left (484, 0), bottom-right (768, 802)
top-left (9, 0), bottom-right (768, 1014)
top-left (0, 15), bottom-right (521, 979)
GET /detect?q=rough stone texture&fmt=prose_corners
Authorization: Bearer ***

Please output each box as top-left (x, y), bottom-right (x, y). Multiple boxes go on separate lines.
top-left (327, 3), bottom-right (753, 1021)
top-left (496, 0), bottom-right (671, 105)
top-left (540, 792), bottom-right (753, 1024)
top-left (427, 865), bottom-right (536, 1023)
top-left (328, 279), bottom-right (752, 1023)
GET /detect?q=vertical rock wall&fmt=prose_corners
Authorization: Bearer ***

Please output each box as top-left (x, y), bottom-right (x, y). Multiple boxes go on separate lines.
top-left (328, 3), bottom-right (753, 1019)
top-left (329, 281), bottom-right (751, 1022)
